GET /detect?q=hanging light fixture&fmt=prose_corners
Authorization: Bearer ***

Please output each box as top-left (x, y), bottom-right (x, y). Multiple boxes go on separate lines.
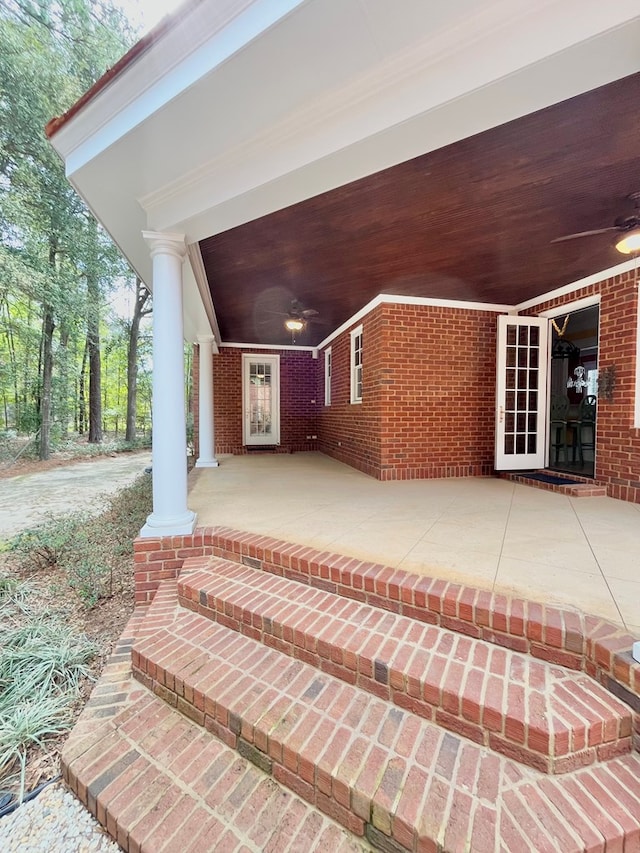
top-left (615, 227), bottom-right (640, 255)
top-left (284, 317), bottom-right (304, 332)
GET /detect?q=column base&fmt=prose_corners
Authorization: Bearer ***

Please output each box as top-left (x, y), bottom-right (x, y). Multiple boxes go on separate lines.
top-left (139, 509), bottom-right (197, 538)
top-left (195, 457), bottom-right (219, 468)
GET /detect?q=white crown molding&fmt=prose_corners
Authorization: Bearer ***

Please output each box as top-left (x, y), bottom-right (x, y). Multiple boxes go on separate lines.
top-left (538, 294), bottom-right (601, 319)
top-left (514, 258), bottom-right (638, 312)
top-left (315, 294), bottom-right (511, 350)
top-left (220, 341), bottom-right (316, 352)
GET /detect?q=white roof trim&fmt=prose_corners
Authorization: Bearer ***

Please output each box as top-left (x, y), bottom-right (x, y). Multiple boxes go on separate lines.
top-left (53, 0), bottom-right (306, 174)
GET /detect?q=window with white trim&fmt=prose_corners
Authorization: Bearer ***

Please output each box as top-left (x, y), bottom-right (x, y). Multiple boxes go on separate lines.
top-left (350, 325), bottom-right (363, 403)
top-left (324, 347), bottom-right (332, 406)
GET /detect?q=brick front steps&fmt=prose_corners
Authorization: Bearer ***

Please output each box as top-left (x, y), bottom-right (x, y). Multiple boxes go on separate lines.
top-left (63, 527), bottom-right (640, 852)
top-left (176, 558), bottom-right (631, 775)
top-left (62, 610), bottom-right (372, 853)
top-left (121, 574), bottom-right (640, 852)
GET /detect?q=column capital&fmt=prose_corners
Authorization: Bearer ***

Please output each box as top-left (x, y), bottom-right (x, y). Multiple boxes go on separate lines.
top-left (197, 333), bottom-right (215, 351)
top-left (142, 230), bottom-right (187, 260)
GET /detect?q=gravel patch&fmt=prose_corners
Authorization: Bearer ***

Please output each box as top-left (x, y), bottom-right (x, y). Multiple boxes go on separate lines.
top-left (0, 781), bottom-right (120, 852)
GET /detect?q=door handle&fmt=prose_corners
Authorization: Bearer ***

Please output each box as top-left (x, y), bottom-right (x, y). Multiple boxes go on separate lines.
top-left (499, 405), bottom-right (505, 423)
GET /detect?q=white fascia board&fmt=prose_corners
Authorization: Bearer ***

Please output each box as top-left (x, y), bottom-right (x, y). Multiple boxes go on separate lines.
top-left (50, 0), bottom-right (306, 175)
top-left (143, 5), bottom-right (640, 238)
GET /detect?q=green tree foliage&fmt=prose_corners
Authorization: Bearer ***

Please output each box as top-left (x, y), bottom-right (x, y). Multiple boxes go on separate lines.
top-left (0, 0), bottom-right (151, 456)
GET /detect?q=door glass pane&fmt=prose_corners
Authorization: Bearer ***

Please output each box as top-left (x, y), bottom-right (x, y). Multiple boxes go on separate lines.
top-left (249, 362), bottom-right (272, 436)
top-left (501, 321), bottom-right (543, 458)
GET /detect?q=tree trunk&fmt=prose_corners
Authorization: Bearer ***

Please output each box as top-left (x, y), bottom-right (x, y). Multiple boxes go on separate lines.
top-left (78, 338), bottom-right (88, 434)
top-left (39, 302), bottom-right (55, 460)
top-left (125, 278), bottom-right (150, 443)
top-left (0, 292), bottom-right (19, 429)
top-left (57, 321), bottom-right (70, 440)
top-left (87, 272), bottom-right (102, 443)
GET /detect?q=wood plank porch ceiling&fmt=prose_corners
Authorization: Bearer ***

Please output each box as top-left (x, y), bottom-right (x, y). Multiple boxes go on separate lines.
top-left (199, 73), bottom-right (640, 347)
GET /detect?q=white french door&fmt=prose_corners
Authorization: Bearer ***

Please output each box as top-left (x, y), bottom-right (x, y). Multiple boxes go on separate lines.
top-left (242, 354), bottom-right (280, 446)
top-left (495, 316), bottom-right (548, 470)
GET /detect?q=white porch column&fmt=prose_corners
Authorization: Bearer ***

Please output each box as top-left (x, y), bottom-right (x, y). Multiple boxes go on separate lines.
top-left (196, 335), bottom-right (219, 467)
top-left (140, 231), bottom-right (196, 537)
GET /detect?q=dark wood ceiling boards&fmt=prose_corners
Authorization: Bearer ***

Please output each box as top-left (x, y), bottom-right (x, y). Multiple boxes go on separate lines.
top-left (199, 73), bottom-right (640, 346)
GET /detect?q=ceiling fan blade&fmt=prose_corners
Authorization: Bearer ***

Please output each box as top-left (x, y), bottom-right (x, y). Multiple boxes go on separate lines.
top-left (551, 227), bottom-right (619, 244)
top-left (300, 308), bottom-right (319, 317)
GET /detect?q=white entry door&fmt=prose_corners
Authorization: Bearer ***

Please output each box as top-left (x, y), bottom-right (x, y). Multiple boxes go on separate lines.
top-left (242, 354), bottom-right (280, 446)
top-left (495, 316), bottom-right (548, 470)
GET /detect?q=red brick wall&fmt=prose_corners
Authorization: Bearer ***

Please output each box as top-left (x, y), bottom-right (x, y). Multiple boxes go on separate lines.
top-left (522, 270), bottom-right (640, 503)
top-left (318, 304), bottom-right (499, 480)
top-left (207, 347), bottom-right (319, 454)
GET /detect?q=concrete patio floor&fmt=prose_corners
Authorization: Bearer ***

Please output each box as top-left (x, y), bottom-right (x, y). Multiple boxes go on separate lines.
top-left (188, 452), bottom-right (640, 635)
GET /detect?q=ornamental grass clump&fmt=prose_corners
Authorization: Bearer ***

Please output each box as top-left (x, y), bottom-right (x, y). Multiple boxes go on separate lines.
top-left (0, 618), bottom-right (96, 803)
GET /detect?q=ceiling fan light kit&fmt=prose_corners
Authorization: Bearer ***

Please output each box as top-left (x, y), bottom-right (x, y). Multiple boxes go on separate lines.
top-left (285, 317), bottom-right (304, 332)
top-left (552, 192), bottom-right (640, 255)
top-left (615, 227), bottom-right (640, 255)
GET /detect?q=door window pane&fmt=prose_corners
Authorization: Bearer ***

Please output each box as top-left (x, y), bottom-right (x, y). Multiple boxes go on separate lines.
top-left (501, 322), bottom-right (542, 457)
top-left (249, 363), bottom-right (272, 436)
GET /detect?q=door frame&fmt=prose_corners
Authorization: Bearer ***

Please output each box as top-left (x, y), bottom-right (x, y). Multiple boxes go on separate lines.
top-left (539, 294), bottom-right (601, 472)
top-left (242, 353), bottom-right (281, 446)
top-left (495, 315), bottom-right (548, 470)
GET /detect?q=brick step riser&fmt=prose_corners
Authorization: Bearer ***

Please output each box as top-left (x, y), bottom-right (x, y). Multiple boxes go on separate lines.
top-left (499, 471), bottom-right (608, 497)
top-left (175, 567), bottom-right (632, 775)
